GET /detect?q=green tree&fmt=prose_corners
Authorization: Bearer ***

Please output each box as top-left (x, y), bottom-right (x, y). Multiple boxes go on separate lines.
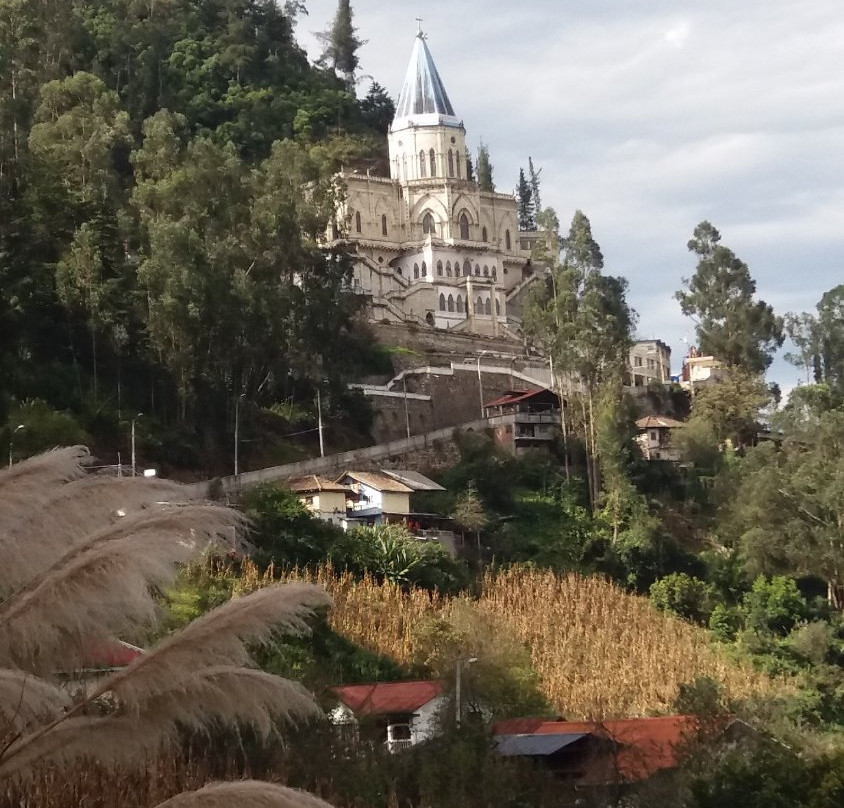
top-left (476, 141), bottom-right (493, 191)
top-left (452, 483), bottom-right (489, 551)
top-left (317, 0), bottom-right (363, 90)
top-left (676, 221), bottom-right (783, 373)
top-left (650, 572), bottom-right (714, 623)
top-left (359, 81), bottom-right (394, 134)
top-left (516, 167), bottom-right (535, 231)
top-left (786, 284), bottom-right (844, 393)
top-left (733, 411), bottom-right (844, 608)
top-left (528, 155), bottom-right (542, 213)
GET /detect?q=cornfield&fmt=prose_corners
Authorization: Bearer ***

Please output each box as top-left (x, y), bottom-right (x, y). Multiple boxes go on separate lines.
top-left (252, 563), bottom-right (777, 719)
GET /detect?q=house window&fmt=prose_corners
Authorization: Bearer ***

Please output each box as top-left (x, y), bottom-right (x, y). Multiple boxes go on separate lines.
top-left (459, 212), bottom-right (470, 240)
top-left (463, 259), bottom-right (471, 276)
top-left (422, 212), bottom-right (436, 235)
top-left (447, 149), bottom-right (455, 177)
top-left (474, 264), bottom-right (480, 276)
top-left (633, 356), bottom-right (643, 367)
top-left (505, 229), bottom-right (511, 250)
top-left (381, 214), bottom-right (388, 236)
top-left (429, 148), bottom-right (436, 177)
top-left (456, 294), bottom-right (464, 313)
top-left (483, 265), bottom-right (489, 276)
top-left (482, 226), bottom-right (488, 242)
top-left (413, 263), bottom-right (419, 280)
top-left (439, 293), bottom-right (446, 311)
top-left (647, 358), bottom-right (655, 369)
top-left (436, 260), bottom-right (443, 276)
top-left (355, 211), bottom-right (361, 233)
top-left (419, 150), bottom-right (426, 178)
top-left (445, 261), bottom-right (452, 277)
top-left (447, 294), bottom-right (455, 312)
top-left (650, 430), bottom-right (658, 441)
top-left (421, 261), bottom-right (427, 276)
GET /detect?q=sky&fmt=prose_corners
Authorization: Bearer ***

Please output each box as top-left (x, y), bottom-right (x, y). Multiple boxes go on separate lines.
top-left (297, 0), bottom-right (844, 392)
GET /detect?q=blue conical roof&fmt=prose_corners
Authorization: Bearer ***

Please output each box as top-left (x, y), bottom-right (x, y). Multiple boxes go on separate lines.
top-left (393, 33), bottom-right (461, 129)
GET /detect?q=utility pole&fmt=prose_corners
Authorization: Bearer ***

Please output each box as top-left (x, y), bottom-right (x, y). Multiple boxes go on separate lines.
top-left (455, 656), bottom-right (477, 727)
top-left (131, 414), bottom-right (142, 477)
top-left (316, 388), bottom-right (325, 457)
top-left (8, 424), bottom-right (24, 469)
top-left (234, 394), bottom-right (245, 476)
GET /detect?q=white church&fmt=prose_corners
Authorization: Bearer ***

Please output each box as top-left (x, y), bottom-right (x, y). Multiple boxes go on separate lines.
top-left (330, 29), bottom-right (544, 339)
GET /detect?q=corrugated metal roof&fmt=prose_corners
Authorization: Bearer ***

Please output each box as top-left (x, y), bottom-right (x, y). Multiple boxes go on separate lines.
top-left (330, 680), bottom-right (445, 715)
top-left (496, 733), bottom-right (587, 757)
top-left (381, 469), bottom-right (445, 492)
top-left (635, 416), bottom-right (685, 430)
top-left (338, 471), bottom-right (414, 493)
top-left (286, 475), bottom-right (351, 494)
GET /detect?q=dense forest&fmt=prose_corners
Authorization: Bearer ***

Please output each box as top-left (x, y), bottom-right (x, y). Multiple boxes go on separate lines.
top-left (0, 0), bottom-right (394, 472)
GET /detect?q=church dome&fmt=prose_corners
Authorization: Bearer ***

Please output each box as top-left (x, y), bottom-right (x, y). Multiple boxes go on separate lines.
top-left (392, 31), bottom-right (462, 131)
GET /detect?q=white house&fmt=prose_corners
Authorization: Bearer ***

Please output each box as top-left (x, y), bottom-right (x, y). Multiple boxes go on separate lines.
top-left (336, 470), bottom-right (415, 525)
top-left (328, 680), bottom-right (447, 752)
top-left (635, 415), bottom-right (685, 462)
top-left (286, 475), bottom-right (352, 526)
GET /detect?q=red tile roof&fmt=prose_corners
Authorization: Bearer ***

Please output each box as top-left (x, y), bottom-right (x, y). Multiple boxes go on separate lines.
top-left (330, 680), bottom-right (445, 715)
top-left (484, 389), bottom-right (553, 408)
top-left (636, 415), bottom-right (685, 430)
top-left (493, 715), bottom-right (704, 781)
top-left (82, 640), bottom-right (144, 669)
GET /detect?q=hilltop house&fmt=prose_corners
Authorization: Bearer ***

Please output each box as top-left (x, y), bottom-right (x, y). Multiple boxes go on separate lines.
top-left (635, 416), bottom-right (685, 462)
top-left (286, 475), bottom-right (352, 526)
top-left (484, 388), bottom-right (561, 455)
top-left (329, 680), bottom-right (447, 753)
top-left (629, 340), bottom-right (671, 387)
top-left (336, 469), bottom-right (445, 527)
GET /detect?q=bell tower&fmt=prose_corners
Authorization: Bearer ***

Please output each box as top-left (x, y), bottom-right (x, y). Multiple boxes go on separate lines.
top-left (388, 29), bottom-right (467, 184)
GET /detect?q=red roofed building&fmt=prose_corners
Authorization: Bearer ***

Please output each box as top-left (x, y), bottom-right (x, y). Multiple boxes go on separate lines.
top-left (493, 715), bottom-right (736, 784)
top-left (483, 389), bottom-right (562, 456)
top-left (329, 680), bottom-right (447, 752)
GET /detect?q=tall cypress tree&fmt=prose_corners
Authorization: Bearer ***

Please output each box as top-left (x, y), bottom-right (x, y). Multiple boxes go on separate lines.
top-left (317, 0), bottom-right (363, 91)
top-left (528, 156), bottom-right (542, 213)
top-left (476, 141), bottom-right (494, 191)
top-left (516, 168), bottom-right (536, 231)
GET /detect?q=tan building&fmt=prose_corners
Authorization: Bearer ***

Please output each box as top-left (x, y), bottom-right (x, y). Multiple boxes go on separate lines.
top-left (629, 340), bottom-right (671, 387)
top-left (286, 475), bottom-right (351, 526)
top-left (635, 416), bottom-right (685, 461)
top-left (331, 30), bottom-right (538, 338)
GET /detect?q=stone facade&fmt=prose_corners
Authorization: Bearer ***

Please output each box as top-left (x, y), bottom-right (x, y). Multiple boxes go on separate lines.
top-left (331, 31), bottom-right (537, 338)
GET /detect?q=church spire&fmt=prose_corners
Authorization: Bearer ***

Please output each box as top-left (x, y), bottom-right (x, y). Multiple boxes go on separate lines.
top-left (393, 30), bottom-right (461, 129)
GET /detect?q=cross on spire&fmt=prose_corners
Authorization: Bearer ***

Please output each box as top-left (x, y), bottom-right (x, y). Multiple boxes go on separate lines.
top-left (415, 17), bottom-right (424, 35)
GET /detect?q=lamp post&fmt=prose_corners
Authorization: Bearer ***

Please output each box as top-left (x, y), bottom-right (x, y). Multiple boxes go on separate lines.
top-left (130, 414), bottom-right (142, 477)
top-left (455, 655), bottom-right (478, 727)
top-left (8, 424), bottom-right (24, 469)
top-left (234, 393), bottom-right (246, 477)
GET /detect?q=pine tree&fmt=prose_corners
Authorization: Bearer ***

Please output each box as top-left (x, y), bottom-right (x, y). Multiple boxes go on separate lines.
top-left (516, 168), bottom-right (536, 231)
top-left (528, 156), bottom-right (542, 214)
top-left (317, 0), bottom-right (364, 91)
top-left (476, 142), bottom-right (494, 191)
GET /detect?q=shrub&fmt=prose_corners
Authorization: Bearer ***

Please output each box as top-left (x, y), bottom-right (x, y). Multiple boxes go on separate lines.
top-left (650, 572), bottom-right (714, 623)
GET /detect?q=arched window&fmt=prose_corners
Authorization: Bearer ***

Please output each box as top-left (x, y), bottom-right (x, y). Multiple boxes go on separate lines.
top-left (495, 298), bottom-right (501, 315)
top-left (429, 148), bottom-right (436, 177)
top-left (475, 296), bottom-right (483, 314)
top-left (421, 261), bottom-right (427, 277)
top-left (354, 211), bottom-right (361, 233)
top-left (447, 294), bottom-right (455, 312)
top-left (456, 295), bottom-right (464, 313)
top-left (413, 263), bottom-right (420, 280)
top-left (483, 265), bottom-right (489, 276)
top-left (463, 259), bottom-right (471, 276)
top-left (474, 264), bottom-right (480, 276)
top-left (419, 151), bottom-right (426, 178)
top-left (484, 298), bottom-right (492, 315)
top-left (439, 293), bottom-right (446, 311)
top-left (447, 150), bottom-right (455, 177)
top-left (456, 154), bottom-right (462, 179)
top-left (459, 212), bottom-right (470, 240)
top-left (491, 267), bottom-right (497, 280)
top-left (396, 267), bottom-right (403, 276)
top-left (436, 260), bottom-right (443, 276)
top-left (422, 212), bottom-right (435, 235)
top-left (381, 214), bottom-right (388, 236)
top-left (482, 226), bottom-right (488, 242)
top-left (445, 261), bottom-right (452, 277)
top-left (505, 229), bottom-right (511, 250)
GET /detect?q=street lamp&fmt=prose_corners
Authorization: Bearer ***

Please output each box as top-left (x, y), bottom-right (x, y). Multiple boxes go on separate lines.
top-left (8, 424), bottom-right (25, 469)
top-left (455, 655), bottom-right (478, 727)
top-left (234, 393), bottom-right (246, 477)
top-left (131, 413), bottom-right (142, 477)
